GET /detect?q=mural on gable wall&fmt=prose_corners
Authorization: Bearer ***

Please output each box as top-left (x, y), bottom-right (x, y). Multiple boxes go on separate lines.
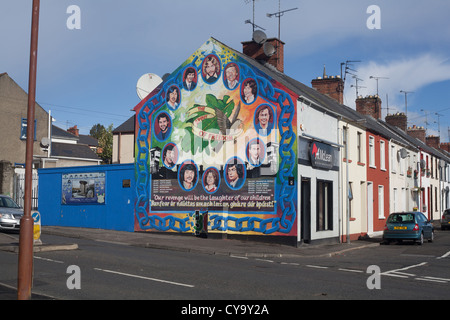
top-left (134, 38), bottom-right (298, 237)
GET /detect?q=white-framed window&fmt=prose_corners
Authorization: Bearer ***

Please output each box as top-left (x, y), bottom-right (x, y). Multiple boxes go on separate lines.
top-left (343, 126), bottom-right (348, 160)
top-left (357, 132), bottom-right (362, 163)
top-left (378, 185), bottom-right (384, 218)
top-left (399, 151), bottom-right (404, 175)
top-left (391, 145), bottom-right (396, 173)
top-left (369, 136), bottom-right (375, 168)
top-left (380, 140), bottom-right (385, 170)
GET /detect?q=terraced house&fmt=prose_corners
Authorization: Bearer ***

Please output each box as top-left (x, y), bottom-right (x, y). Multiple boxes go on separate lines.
top-left (36, 35), bottom-right (450, 246)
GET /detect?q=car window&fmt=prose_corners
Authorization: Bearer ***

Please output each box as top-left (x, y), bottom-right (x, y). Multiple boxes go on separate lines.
top-left (1, 197), bottom-right (19, 208)
top-left (416, 213), bottom-right (424, 222)
top-left (388, 213), bottom-right (415, 223)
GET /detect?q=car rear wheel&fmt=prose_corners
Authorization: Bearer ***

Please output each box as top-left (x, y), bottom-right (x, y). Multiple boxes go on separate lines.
top-left (428, 231), bottom-right (434, 243)
top-left (417, 232), bottom-right (424, 245)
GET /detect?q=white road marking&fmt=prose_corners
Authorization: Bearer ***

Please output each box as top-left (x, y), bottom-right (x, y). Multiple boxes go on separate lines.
top-left (415, 277), bottom-right (447, 284)
top-left (255, 259), bottom-right (274, 263)
top-left (420, 276), bottom-right (450, 282)
top-left (34, 256), bottom-right (64, 264)
top-left (230, 255), bottom-right (249, 260)
top-left (94, 268), bottom-right (195, 288)
top-left (306, 265), bottom-right (329, 269)
top-left (338, 268), bottom-right (363, 273)
top-left (437, 250), bottom-right (450, 260)
top-left (381, 262), bottom-right (427, 278)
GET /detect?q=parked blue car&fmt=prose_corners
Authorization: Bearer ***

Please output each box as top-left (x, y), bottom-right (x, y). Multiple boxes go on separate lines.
top-left (383, 212), bottom-right (434, 245)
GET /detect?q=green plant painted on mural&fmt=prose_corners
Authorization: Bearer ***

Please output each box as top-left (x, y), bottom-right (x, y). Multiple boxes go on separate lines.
top-left (180, 94), bottom-right (242, 155)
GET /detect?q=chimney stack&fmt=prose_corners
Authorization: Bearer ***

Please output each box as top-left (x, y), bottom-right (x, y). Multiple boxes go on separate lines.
top-left (311, 67), bottom-right (344, 104)
top-left (407, 125), bottom-right (426, 143)
top-left (242, 38), bottom-right (284, 73)
top-left (425, 135), bottom-right (440, 149)
top-left (68, 125), bottom-right (79, 137)
top-left (440, 142), bottom-right (450, 153)
top-left (385, 112), bottom-right (407, 131)
top-left (355, 95), bottom-right (382, 120)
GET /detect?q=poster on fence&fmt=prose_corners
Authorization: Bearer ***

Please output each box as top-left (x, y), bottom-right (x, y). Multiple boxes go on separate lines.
top-left (62, 172), bottom-right (106, 205)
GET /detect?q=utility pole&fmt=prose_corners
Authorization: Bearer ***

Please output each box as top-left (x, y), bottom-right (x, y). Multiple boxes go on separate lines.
top-left (18, 0), bottom-right (40, 300)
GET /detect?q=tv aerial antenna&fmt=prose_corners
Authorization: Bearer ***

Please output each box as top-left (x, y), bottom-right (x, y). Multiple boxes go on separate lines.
top-left (350, 75), bottom-right (365, 97)
top-left (341, 60), bottom-right (361, 84)
top-left (245, 19), bottom-right (266, 31)
top-left (434, 112), bottom-right (444, 139)
top-left (400, 90), bottom-right (414, 124)
top-left (266, 0), bottom-right (298, 40)
top-left (369, 76), bottom-right (389, 96)
top-left (244, 0), bottom-right (265, 32)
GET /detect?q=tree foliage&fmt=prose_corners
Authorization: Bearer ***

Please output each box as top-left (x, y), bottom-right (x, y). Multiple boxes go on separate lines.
top-left (90, 123), bottom-right (113, 164)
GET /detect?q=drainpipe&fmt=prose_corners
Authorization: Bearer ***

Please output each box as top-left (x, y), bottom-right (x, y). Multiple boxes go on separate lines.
top-left (345, 123), bottom-right (350, 243)
top-left (337, 119), bottom-right (342, 243)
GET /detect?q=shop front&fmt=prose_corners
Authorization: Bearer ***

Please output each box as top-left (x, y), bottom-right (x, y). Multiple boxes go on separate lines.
top-left (297, 99), bottom-right (340, 244)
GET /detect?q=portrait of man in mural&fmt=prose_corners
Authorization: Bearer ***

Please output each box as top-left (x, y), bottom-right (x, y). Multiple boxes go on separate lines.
top-left (254, 104), bottom-right (274, 136)
top-left (155, 112), bottom-right (172, 141)
top-left (224, 63), bottom-right (239, 90)
top-left (225, 158), bottom-right (245, 190)
top-left (179, 162), bottom-right (198, 191)
top-left (166, 86), bottom-right (180, 110)
top-left (241, 78), bottom-right (257, 104)
top-left (247, 138), bottom-right (265, 167)
top-left (203, 167), bottom-right (220, 193)
top-left (202, 55), bottom-right (221, 84)
top-left (162, 143), bottom-right (178, 169)
top-left (183, 67), bottom-right (197, 91)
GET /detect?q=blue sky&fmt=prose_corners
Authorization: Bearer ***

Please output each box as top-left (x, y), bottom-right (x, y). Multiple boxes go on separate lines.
top-left (1, 0), bottom-right (449, 141)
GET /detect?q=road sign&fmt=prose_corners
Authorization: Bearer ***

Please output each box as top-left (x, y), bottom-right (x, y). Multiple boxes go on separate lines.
top-left (32, 210), bottom-right (41, 242)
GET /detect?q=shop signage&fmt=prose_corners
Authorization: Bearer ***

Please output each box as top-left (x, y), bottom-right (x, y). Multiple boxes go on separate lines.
top-left (310, 141), bottom-right (335, 170)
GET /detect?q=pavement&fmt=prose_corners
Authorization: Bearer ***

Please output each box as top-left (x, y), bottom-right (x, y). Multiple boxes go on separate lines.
top-left (0, 225), bottom-right (381, 258)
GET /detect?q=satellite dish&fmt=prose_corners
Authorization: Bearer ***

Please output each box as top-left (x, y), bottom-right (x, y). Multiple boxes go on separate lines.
top-left (40, 137), bottom-right (50, 148)
top-left (399, 148), bottom-right (408, 159)
top-left (263, 42), bottom-right (276, 57)
top-left (136, 73), bottom-right (163, 100)
top-left (252, 30), bottom-right (267, 44)
top-left (420, 159), bottom-right (426, 170)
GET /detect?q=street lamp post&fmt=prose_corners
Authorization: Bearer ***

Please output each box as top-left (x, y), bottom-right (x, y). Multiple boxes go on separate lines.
top-left (18, 0), bottom-right (40, 300)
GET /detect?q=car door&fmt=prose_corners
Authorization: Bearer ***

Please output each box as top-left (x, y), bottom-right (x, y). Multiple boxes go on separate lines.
top-left (418, 213), bottom-right (431, 238)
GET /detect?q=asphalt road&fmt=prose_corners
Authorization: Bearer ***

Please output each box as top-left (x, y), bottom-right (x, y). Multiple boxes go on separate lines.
top-left (1, 229), bottom-right (450, 305)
